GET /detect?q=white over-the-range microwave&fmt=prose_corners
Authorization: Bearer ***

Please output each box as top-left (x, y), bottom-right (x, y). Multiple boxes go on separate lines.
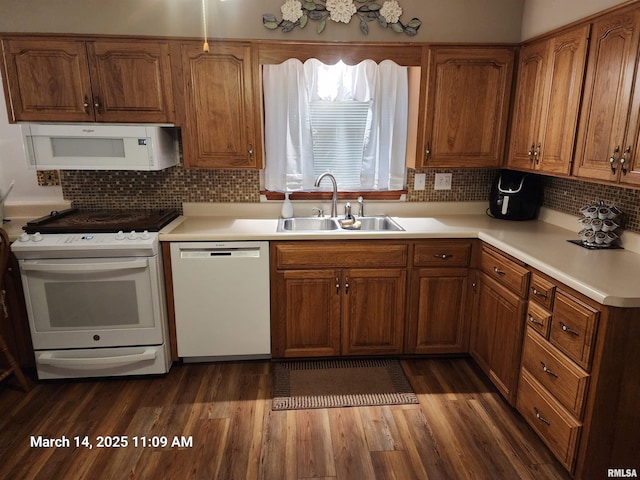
top-left (20, 123), bottom-right (179, 171)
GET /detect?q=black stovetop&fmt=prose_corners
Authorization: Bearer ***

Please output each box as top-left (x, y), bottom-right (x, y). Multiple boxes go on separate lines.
top-left (23, 208), bottom-right (180, 234)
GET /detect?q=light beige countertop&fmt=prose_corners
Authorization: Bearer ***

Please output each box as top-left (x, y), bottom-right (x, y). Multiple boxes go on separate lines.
top-left (161, 202), bottom-right (640, 308)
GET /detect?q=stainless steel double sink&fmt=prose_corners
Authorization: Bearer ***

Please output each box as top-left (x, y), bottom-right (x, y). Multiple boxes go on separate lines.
top-left (277, 215), bottom-right (404, 232)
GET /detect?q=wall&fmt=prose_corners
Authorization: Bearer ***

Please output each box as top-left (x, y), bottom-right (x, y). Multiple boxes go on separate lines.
top-left (521, 0), bottom-right (631, 39)
top-left (0, 0), bottom-right (524, 43)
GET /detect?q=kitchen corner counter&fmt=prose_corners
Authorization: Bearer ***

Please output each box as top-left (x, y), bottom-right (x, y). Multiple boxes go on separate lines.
top-left (160, 210), bottom-right (640, 308)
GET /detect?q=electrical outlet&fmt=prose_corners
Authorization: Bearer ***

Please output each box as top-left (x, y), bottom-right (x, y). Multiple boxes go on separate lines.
top-left (414, 173), bottom-right (426, 190)
top-left (434, 173), bottom-right (452, 190)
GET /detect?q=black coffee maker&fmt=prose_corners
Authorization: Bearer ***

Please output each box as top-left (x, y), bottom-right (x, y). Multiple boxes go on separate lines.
top-left (489, 170), bottom-right (542, 220)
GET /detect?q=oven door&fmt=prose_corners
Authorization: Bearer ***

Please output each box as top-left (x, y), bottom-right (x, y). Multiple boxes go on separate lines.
top-left (19, 256), bottom-right (165, 350)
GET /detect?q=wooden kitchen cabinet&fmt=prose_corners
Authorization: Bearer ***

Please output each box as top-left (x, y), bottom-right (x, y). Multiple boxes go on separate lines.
top-left (272, 269), bottom-right (342, 358)
top-left (1, 37), bottom-right (174, 123)
top-left (470, 244), bottom-right (529, 405)
top-left (0, 252), bottom-right (34, 369)
top-left (406, 240), bottom-right (473, 354)
top-left (507, 25), bottom-right (589, 175)
top-left (270, 241), bottom-right (407, 358)
top-left (179, 42), bottom-right (261, 169)
top-left (418, 47), bottom-right (515, 168)
top-left (342, 268), bottom-right (406, 356)
top-left (573, 6), bottom-right (640, 186)
top-left (515, 267), bottom-right (640, 478)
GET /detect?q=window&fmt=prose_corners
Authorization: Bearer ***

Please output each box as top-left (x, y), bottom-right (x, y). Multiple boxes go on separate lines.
top-left (309, 100), bottom-right (370, 189)
top-left (263, 59), bottom-right (408, 193)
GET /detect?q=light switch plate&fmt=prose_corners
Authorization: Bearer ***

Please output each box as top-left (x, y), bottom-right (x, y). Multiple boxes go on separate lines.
top-left (414, 173), bottom-right (426, 190)
top-left (434, 173), bottom-right (452, 190)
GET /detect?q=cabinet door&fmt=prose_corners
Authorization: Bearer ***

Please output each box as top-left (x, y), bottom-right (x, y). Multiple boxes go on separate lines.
top-left (87, 41), bottom-right (174, 123)
top-left (406, 267), bottom-right (469, 354)
top-left (620, 43), bottom-right (640, 186)
top-left (1, 253), bottom-right (34, 368)
top-left (181, 43), bottom-right (259, 169)
top-left (469, 273), bottom-right (497, 375)
top-left (573, 9), bottom-right (640, 182)
top-left (271, 269), bottom-right (341, 358)
top-left (470, 273), bottom-right (526, 405)
top-left (422, 47), bottom-right (514, 167)
top-left (537, 25), bottom-right (590, 175)
top-left (507, 40), bottom-right (548, 170)
top-left (2, 38), bottom-right (93, 121)
top-left (342, 268), bottom-right (406, 356)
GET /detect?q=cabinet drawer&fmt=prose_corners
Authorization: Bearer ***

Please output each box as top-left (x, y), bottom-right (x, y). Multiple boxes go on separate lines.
top-left (273, 241), bottom-right (408, 269)
top-left (550, 290), bottom-right (599, 371)
top-left (413, 240), bottom-right (472, 267)
top-left (521, 328), bottom-right (589, 419)
top-left (526, 301), bottom-right (551, 338)
top-left (517, 370), bottom-right (581, 473)
top-left (529, 273), bottom-right (556, 310)
top-left (480, 245), bottom-right (529, 296)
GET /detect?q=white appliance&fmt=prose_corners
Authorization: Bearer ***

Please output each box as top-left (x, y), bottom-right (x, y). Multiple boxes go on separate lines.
top-left (170, 241), bottom-right (271, 361)
top-left (21, 123), bottom-right (178, 171)
top-left (12, 231), bottom-right (172, 379)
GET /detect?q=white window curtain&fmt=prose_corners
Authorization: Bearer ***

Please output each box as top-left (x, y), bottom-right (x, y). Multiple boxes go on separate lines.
top-left (263, 58), bottom-right (408, 192)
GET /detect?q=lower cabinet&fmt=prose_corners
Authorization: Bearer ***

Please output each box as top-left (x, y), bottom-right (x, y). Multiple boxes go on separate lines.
top-left (405, 240), bottom-right (474, 354)
top-left (470, 244), bottom-right (529, 406)
top-left (1, 252), bottom-right (34, 368)
top-left (470, 272), bottom-right (527, 405)
top-left (272, 269), bottom-right (342, 358)
top-left (270, 241), bottom-right (408, 358)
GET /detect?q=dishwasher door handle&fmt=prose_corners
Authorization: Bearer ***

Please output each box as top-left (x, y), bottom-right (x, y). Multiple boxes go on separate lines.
top-left (179, 248), bottom-right (261, 259)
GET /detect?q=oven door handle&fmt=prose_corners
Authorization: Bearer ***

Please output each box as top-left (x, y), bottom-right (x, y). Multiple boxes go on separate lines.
top-left (37, 348), bottom-right (157, 369)
top-left (21, 258), bottom-right (149, 273)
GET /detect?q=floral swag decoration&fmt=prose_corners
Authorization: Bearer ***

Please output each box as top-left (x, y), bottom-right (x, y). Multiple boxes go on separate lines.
top-left (263, 0), bottom-right (421, 36)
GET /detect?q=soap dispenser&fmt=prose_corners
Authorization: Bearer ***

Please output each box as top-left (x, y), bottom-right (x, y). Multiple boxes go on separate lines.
top-left (281, 193), bottom-right (294, 218)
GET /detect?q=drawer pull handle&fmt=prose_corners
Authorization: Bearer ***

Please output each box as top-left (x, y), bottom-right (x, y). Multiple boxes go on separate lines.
top-left (528, 314), bottom-right (544, 327)
top-left (540, 361), bottom-right (558, 377)
top-left (559, 322), bottom-right (580, 336)
top-left (534, 407), bottom-right (551, 425)
top-left (532, 288), bottom-right (548, 299)
top-left (433, 254), bottom-right (452, 259)
top-left (493, 266), bottom-right (506, 275)
top-left (336, 277), bottom-right (340, 295)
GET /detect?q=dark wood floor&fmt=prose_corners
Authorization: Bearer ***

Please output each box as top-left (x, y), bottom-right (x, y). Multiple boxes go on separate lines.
top-left (0, 358), bottom-right (571, 479)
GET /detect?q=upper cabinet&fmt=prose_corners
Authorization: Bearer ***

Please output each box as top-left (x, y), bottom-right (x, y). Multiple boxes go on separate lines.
top-left (418, 47), bottom-right (515, 168)
top-left (1, 38), bottom-right (174, 123)
top-left (178, 42), bottom-right (261, 169)
top-left (507, 25), bottom-right (589, 175)
top-left (573, 7), bottom-right (640, 186)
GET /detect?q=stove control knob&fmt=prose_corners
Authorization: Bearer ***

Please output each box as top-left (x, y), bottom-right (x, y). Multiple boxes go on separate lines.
top-left (32, 232), bottom-right (44, 242)
top-left (18, 232), bottom-right (31, 242)
top-left (115, 230), bottom-right (126, 240)
top-left (140, 230), bottom-right (151, 240)
top-left (127, 230), bottom-right (138, 240)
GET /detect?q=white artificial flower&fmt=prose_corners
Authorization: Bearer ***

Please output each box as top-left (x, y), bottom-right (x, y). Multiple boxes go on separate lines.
top-left (326, 0), bottom-right (357, 24)
top-left (281, 0), bottom-right (304, 22)
top-left (380, 0), bottom-right (402, 24)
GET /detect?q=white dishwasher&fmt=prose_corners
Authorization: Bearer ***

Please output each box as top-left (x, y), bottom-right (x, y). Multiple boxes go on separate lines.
top-left (170, 241), bottom-right (271, 361)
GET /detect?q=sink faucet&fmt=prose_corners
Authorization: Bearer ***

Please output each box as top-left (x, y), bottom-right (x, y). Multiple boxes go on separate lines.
top-left (314, 172), bottom-right (338, 217)
top-left (357, 195), bottom-right (364, 217)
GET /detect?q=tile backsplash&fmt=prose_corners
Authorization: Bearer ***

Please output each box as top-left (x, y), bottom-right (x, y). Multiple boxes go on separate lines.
top-left (60, 167), bottom-right (261, 210)
top-left (59, 166), bottom-right (640, 233)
